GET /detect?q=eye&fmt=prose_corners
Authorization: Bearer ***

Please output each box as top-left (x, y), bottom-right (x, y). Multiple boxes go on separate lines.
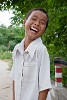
top-left (32, 17), bottom-right (37, 21)
top-left (41, 21), bottom-right (46, 25)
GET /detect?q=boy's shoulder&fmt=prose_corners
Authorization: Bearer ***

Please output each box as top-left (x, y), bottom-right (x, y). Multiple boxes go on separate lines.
top-left (37, 43), bottom-right (47, 52)
top-left (13, 38), bottom-right (24, 51)
top-left (36, 42), bottom-right (47, 54)
top-left (34, 37), bottom-right (47, 51)
top-left (13, 43), bottom-right (20, 51)
top-left (12, 41), bottom-right (22, 56)
top-left (37, 43), bottom-right (49, 57)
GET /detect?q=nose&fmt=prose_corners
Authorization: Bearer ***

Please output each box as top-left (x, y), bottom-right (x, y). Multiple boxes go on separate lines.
top-left (34, 20), bottom-right (40, 26)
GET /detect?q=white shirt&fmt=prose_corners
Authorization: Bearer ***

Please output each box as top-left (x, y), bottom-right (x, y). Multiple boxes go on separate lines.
top-left (10, 37), bottom-right (52, 100)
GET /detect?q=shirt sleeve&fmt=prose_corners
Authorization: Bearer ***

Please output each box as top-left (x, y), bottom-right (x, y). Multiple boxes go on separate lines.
top-left (10, 63), bottom-right (15, 81)
top-left (10, 48), bottom-right (16, 81)
top-left (38, 45), bottom-right (52, 92)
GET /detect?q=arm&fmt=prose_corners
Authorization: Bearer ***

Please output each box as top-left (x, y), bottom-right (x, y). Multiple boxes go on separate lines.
top-left (13, 80), bottom-right (15, 100)
top-left (38, 89), bottom-right (49, 100)
top-left (38, 47), bottom-right (51, 100)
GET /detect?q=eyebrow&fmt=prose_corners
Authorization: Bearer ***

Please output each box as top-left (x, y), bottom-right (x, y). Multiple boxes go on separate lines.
top-left (32, 15), bottom-right (46, 22)
top-left (32, 15), bottom-right (38, 18)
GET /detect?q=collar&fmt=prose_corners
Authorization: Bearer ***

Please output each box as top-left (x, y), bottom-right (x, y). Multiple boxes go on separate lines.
top-left (13, 37), bottom-right (42, 58)
top-left (13, 38), bottom-right (25, 56)
top-left (25, 37), bottom-right (42, 58)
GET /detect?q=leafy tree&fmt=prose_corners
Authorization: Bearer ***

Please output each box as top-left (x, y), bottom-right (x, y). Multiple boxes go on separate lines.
top-left (0, 25), bottom-right (24, 50)
top-left (0, 0), bottom-right (67, 63)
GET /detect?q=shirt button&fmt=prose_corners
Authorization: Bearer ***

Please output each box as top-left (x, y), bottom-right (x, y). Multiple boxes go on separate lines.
top-left (22, 69), bottom-right (23, 76)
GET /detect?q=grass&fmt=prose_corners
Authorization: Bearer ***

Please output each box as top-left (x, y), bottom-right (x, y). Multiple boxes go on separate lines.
top-left (0, 51), bottom-right (12, 70)
top-left (0, 51), bottom-right (12, 60)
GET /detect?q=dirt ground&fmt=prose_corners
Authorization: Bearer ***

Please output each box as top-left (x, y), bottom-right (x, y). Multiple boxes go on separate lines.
top-left (0, 59), bottom-right (13, 100)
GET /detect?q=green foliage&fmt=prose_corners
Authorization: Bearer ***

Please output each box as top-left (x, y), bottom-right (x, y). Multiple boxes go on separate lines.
top-left (8, 40), bottom-right (16, 51)
top-left (62, 67), bottom-right (67, 87)
top-left (0, 51), bottom-right (12, 59)
top-left (0, 25), bottom-right (24, 49)
top-left (0, 45), bottom-right (8, 52)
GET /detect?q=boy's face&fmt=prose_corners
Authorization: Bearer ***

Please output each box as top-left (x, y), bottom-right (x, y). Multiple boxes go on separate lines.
top-left (24, 10), bottom-right (48, 41)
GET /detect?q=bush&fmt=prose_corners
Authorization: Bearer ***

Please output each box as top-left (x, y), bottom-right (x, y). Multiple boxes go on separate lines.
top-left (8, 40), bottom-right (17, 51)
top-left (0, 45), bottom-right (8, 52)
top-left (0, 51), bottom-right (12, 60)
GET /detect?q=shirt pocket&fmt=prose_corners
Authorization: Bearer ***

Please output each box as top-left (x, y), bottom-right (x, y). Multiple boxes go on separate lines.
top-left (23, 62), bottom-right (37, 83)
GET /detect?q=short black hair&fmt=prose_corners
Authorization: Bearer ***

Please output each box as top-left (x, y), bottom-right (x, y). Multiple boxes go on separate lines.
top-left (25, 8), bottom-right (49, 30)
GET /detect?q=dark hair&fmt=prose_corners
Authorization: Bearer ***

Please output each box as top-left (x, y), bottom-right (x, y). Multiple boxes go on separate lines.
top-left (25, 8), bottom-right (49, 29)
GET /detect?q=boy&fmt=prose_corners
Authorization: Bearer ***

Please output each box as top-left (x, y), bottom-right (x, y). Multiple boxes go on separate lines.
top-left (10, 8), bottom-right (52, 100)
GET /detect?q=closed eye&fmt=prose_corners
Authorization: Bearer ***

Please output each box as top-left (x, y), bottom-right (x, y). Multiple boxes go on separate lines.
top-left (32, 17), bottom-right (37, 21)
top-left (31, 16), bottom-right (38, 21)
top-left (41, 21), bottom-right (46, 25)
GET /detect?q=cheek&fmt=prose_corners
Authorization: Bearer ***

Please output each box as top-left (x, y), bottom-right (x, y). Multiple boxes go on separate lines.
top-left (25, 22), bottom-right (29, 30)
top-left (41, 26), bottom-right (46, 33)
top-left (25, 21), bottom-right (31, 30)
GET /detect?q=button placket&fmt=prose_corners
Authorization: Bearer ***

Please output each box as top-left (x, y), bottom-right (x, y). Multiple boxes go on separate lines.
top-left (19, 54), bottom-right (25, 99)
top-left (21, 53), bottom-right (26, 87)
top-left (21, 51), bottom-right (30, 85)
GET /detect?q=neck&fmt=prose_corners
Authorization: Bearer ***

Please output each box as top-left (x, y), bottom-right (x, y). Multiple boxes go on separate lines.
top-left (24, 37), bottom-right (33, 50)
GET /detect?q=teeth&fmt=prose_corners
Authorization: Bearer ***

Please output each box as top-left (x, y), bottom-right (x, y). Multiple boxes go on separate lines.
top-left (31, 27), bottom-right (38, 32)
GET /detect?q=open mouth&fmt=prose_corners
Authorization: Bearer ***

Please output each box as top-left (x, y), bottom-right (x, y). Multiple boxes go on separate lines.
top-left (30, 27), bottom-right (39, 33)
